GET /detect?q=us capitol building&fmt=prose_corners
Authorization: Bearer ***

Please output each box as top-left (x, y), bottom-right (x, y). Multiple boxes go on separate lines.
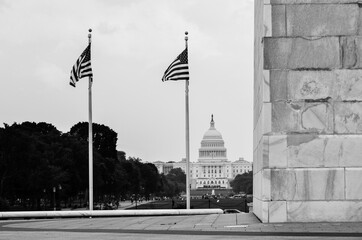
top-left (154, 115), bottom-right (252, 189)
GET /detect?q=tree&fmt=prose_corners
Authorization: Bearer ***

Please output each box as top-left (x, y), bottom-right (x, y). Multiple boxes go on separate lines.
top-left (159, 168), bottom-right (186, 197)
top-left (230, 171), bottom-right (253, 194)
top-left (0, 120), bottom-right (170, 210)
top-left (140, 163), bottom-right (161, 197)
top-left (167, 168), bottom-right (186, 183)
top-left (70, 122), bottom-right (118, 159)
top-left (69, 122), bottom-right (122, 204)
top-left (0, 122), bottom-right (71, 209)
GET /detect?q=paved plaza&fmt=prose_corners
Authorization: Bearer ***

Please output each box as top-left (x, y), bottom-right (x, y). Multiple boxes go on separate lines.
top-left (1, 213), bottom-right (362, 239)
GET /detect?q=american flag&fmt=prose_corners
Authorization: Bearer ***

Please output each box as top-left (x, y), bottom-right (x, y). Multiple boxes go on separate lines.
top-left (162, 48), bottom-right (189, 81)
top-left (70, 44), bottom-right (93, 87)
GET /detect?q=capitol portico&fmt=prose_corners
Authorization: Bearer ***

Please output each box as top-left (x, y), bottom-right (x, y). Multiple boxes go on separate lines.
top-left (154, 115), bottom-right (252, 190)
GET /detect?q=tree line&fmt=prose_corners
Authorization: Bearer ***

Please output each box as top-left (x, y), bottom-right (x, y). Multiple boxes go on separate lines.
top-left (0, 121), bottom-right (186, 210)
top-left (230, 171), bottom-right (253, 195)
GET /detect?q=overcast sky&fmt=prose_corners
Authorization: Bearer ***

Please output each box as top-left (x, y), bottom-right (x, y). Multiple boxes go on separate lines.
top-left (0, 0), bottom-right (254, 163)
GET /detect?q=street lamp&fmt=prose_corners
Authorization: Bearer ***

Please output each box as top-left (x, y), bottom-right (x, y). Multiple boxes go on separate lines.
top-left (43, 189), bottom-right (46, 210)
top-left (53, 185), bottom-right (62, 211)
top-left (58, 184), bottom-right (62, 209)
top-left (53, 187), bottom-right (56, 211)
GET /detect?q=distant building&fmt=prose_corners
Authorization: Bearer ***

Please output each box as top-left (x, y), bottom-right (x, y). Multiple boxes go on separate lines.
top-left (153, 115), bottom-right (252, 189)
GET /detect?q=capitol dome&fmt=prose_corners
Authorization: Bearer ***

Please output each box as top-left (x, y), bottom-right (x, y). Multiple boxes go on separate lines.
top-left (202, 115), bottom-right (224, 141)
top-left (203, 116), bottom-right (223, 140)
top-left (198, 115), bottom-right (227, 162)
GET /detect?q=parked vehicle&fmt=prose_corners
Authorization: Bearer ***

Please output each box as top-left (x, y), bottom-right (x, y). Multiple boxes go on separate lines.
top-left (223, 209), bottom-right (242, 214)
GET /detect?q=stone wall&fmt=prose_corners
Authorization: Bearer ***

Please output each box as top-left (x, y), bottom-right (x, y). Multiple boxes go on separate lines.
top-left (254, 0), bottom-right (362, 222)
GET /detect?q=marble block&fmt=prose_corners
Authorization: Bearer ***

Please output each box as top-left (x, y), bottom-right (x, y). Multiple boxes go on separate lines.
top-left (287, 135), bottom-right (362, 167)
top-left (263, 103), bottom-right (272, 134)
top-left (272, 102), bottom-right (333, 133)
top-left (336, 136), bottom-right (362, 167)
top-left (334, 102), bottom-right (362, 133)
top-left (301, 104), bottom-right (332, 131)
top-left (263, 136), bottom-right (269, 168)
top-left (270, 169), bottom-right (294, 200)
top-left (359, 7), bottom-right (362, 35)
top-left (270, 70), bottom-right (287, 102)
top-left (258, 136), bottom-right (270, 171)
top-left (270, 70), bottom-right (362, 102)
top-left (263, 70), bottom-right (270, 102)
top-left (271, 168), bottom-right (344, 201)
top-left (272, 102), bottom-right (300, 132)
top-left (269, 201), bottom-right (287, 222)
top-left (334, 70), bottom-right (362, 101)
top-left (253, 170), bottom-right (261, 199)
top-left (287, 134), bottom-right (327, 167)
top-left (264, 4), bottom-right (272, 37)
top-left (262, 169), bottom-right (271, 200)
top-left (287, 201), bottom-right (362, 222)
top-left (286, 4), bottom-right (358, 37)
top-left (253, 198), bottom-right (269, 223)
top-left (264, 37), bottom-right (340, 70)
top-left (341, 37), bottom-right (358, 68)
top-left (272, 5), bottom-right (286, 37)
top-left (345, 168), bottom-right (362, 200)
top-left (270, 0), bottom-right (359, 4)
top-left (269, 135), bottom-right (287, 168)
top-left (288, 71), bottom-right (334, 101)
top-left (253, 169), bottom-right (272, 200)
top-left (340, 37), bottom-right (362, 69)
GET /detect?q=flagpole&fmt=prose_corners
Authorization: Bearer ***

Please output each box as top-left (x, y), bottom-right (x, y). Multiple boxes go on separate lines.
top-left (88, 29), bottom-right (94, 212)
top-left (185, 31), bottom-right (190, 210)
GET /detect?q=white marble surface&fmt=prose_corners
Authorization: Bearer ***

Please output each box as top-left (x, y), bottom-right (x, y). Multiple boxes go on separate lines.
top-left (287, 135), bottom-right (362, 167)
top-left (253, 170), bottom-right (262, 200)
top-left (263, 102), bottom-right (272, 134)
top-left (335, 70), bottom-right (362, 101)
top-left (302, 103), bottom-right (332, 131)
top-left (264, 37), bottom-right (340, 70)
top-left (262, 169), bottom-right (271, 200)
top-left (263, 70), bottom-right (270, 102)
top-left (272, 102), bottom-right (300, 132)
top-left (287, 134), bottom-right (330, 167)
top-left (263, 136), bottom-right (269, 168)
top-left (270, 70), bottom-right (287, 102)
top-left (255, 0), bottom-right (362, 223)
top-left (272, 5), bottom-right (286, 37)
top-left (253, 169), bottom-right (271, 201)
top-left (253, 197), bottom-right (269, 223)
top-left (270, 169), bottom-right (295, 200)
top-left (346, 168), bottom-right (362, 200)
top-left (264, 4), bottom-right (272, 37)
top-left (286, 4), bottom-right (358, 37)
top-left (339, 138), bottom-right (362, 166)
top-left (269, 201), bottom-right (287, 222)
top-left (288, 70), bottom-right (334, 100)
top-left (287, 201), bottom-right (362, 222)
top-left (272, 102), bottom-right (333, 133)
top-left (253, 137), bottom-right (267, 173)
top-left (269, 135), bottom-right (287, 168)
top-left (270, 69), bottom-right (362, 102)
top-left (335, 102), bottom-right (362, 133)
top-left (271, 168), bottom-right (344, 201)
top-left (253, 114), bottom-right (262, 148)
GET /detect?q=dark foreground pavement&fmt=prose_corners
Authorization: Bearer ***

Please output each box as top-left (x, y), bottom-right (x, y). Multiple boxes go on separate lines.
top-left (1, 213), bottom-right (362, 239)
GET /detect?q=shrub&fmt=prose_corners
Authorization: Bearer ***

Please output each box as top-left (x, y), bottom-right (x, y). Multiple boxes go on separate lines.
top-left (0, 198), bottom-right (10, 211)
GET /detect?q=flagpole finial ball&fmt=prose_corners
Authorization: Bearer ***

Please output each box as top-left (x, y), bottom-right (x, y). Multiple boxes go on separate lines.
top-left (185, 31), bottom-right (188, 35)
top-left (88, 29), bottom-right (92, 33)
